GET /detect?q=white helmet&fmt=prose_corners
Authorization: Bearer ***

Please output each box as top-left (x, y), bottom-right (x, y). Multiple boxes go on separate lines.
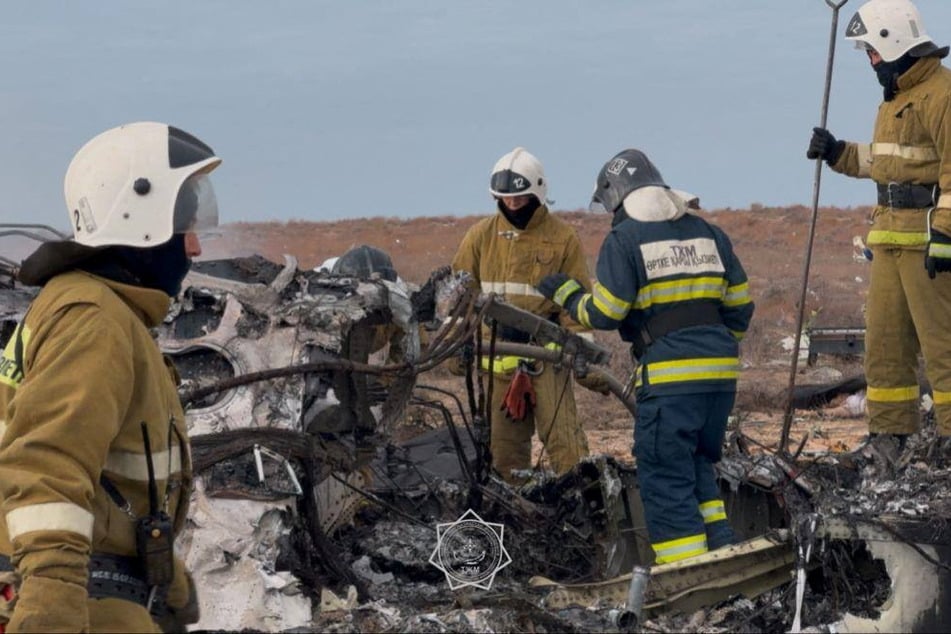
top-left (64, 122), bottom-right (222, 248)
top-left (845, 0), bottom-right (947, 62)
top-left (489, 147), bottom-right (547, 203)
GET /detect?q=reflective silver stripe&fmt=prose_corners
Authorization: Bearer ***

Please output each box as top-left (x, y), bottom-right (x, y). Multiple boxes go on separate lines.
top-left (104, 446), bottom-right (182, 481)
top-left (856, 144), bottom-right (873, 178)
top-left (700, 500), bottom-right (727, 523)
top-left (576, 332), bottom-right (595, 342)
top-left (6, 502), bottom-right (94, 541)
top-left (553, 280), bottom-right (582, 306)
top-left (931, 243), bottom-right (951, 258)
top-left (577, 296), bottom-right (594, 329)
top-left (723, 282), bottom-right (750, 307)
top-left (633, 277), bottom-right (726, 310)
top-left (480, 281), bottom-right (544, 298)
top-left (653, 533), bottom-right (707, 563)
top-left (591, 282), bottom-right (630, 320)
top-left (871, 142), bottom-right (939, 162)
top-left (646, 357), bottom-right (740, 384)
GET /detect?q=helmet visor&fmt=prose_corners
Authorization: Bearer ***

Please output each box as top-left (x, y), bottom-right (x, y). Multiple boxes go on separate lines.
top-left (490, 170), bottom-right (532, 196)
top-left (173, 173), bottom-right (218, 233)
top-left (589, 184), bottom-right (608, 213)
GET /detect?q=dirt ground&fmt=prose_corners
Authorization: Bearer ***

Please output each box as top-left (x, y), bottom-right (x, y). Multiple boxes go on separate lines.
top-left (202, 204), bottom-right (877, 463)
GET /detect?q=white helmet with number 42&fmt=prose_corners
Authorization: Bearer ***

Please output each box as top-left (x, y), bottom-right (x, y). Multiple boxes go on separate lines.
top-left (845, 0), bottom-right (948, 62)
top-left (64, 121), bottom-right (222, 248)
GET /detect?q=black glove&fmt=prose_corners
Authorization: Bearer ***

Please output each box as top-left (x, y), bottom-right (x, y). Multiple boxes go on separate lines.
top-left (926, 230), bottom-right (951, 279)
top-left (411, 265), bottom-right (452, 322)
top-left (537, 273), bottom-right (583, 307)
top-left (807, 127), bottom-right (845, 165)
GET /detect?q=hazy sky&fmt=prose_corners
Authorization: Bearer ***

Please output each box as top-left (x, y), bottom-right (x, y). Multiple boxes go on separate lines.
top-left (3, 1), bottom-right (951, 232)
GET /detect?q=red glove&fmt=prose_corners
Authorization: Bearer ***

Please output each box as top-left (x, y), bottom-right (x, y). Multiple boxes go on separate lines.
top-left (500, 368), bottom-right (536, 421)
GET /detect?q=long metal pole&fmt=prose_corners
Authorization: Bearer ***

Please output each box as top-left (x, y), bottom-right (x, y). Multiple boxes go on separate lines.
top-left (779, 0), bottom-right (849, 456)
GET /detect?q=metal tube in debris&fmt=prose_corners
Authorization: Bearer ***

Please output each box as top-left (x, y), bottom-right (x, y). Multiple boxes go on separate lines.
top-left (615, 565), bottom-right (651, 630)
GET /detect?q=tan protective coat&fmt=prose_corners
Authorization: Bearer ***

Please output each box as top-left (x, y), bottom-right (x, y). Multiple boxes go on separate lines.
top-left (452, 205), bottom-right (594, 479)
top-left (0, 271), bottom-right (193, 632)
top-left (832, 56), bottom-right (951, 435)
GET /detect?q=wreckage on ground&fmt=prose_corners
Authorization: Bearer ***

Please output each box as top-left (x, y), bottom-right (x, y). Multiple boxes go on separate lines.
top-left (1, 228), bottom-right (950, 633)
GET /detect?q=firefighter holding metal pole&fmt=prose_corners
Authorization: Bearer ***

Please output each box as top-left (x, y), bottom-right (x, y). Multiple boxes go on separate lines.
top-left (537, 149), bottom-right (754, 565)
top-left (807, 0), bottom-right (951, 460)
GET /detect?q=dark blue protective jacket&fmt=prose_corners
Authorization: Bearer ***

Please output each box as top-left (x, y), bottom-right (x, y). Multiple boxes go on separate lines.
top-left (562, 198), bottom-right (754, 397)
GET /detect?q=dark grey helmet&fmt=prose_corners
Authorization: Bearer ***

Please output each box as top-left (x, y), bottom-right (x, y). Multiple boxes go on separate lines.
top-left (332, 245), bottom-right (398, 282)
top-left (590, 149), bottom-right (668, 215)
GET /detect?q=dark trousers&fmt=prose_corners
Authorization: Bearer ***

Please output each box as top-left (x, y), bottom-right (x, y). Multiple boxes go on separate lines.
top-left (634, 391), bottom-right (736, 560)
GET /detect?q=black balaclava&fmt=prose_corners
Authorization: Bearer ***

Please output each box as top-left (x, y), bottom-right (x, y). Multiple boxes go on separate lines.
top-left (497, 195), bottom-right (541, 230)
top-left (874, 52), bottom-right (919, 101)
top-left (97, 234), bottom-right (191, 297)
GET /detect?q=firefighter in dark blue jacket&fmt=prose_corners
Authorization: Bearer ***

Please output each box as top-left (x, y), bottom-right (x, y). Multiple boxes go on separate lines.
top-left (537, 148), bottom-right (755, 564)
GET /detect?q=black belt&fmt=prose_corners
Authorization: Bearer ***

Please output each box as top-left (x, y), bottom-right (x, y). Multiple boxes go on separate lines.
top-left (876, 182), bottom-right (938, 209)
top-left (632, 301), bottom-right (724, 359)
top-left (0, 552), bottom-right (166, 612)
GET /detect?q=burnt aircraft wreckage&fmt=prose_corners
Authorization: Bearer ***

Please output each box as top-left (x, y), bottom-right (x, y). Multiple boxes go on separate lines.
top-left (1, 224), bottom-right (950, 633)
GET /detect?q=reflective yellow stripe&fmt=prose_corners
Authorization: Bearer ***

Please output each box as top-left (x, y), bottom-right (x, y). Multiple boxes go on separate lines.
top-left (653, 533), bottom-right (708, 564)
top-left (480, 355), bottom-right (522, 373)
top-left (104, 446), bottom-right (183, 482)
top-left (930, 243), bottom-right (951, 258)
top-left (866, 230), bottom-right (929, 246)
top-left (591, 282), bottom-right (630, 320)
top-left (577, 296), bottom-right (594, 329)
top-left (872, 142), bottom-right (939, 162)
top-left (645, 357), bottom-right (739, 385)
top-left (6, 502), bottom-right (94, 541)
top-left (699, 500), bottom-right (727, 524)
top-left (723, 282), bottom-right (750, 307)
top-left (730, 329), bottom-right (745, 341)
top-left (930, 389), bottom-right (951, 405)
top-left (633, 277), bottom-right (726, 310)
top-left (553, 279), bottom-right (583, 306)
top-left (480, 281), bottom-right (544, 298)
top-left (867, 385), bottom-right (919, 403)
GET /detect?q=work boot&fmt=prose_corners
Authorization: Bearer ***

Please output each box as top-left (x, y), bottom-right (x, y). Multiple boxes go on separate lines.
top-left (858, 433), bottom-right (910, 477)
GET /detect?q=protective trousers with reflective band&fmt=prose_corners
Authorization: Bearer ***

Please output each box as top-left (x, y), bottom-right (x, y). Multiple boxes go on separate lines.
top-left (634, 391), bottom-right (736, 564)
top-left (866, 246), bottom-right (951, 435)
top-left (488, 361), bottom-right (589, 482)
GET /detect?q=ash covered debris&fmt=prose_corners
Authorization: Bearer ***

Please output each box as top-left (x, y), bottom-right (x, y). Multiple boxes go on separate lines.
top-left (3, 242), bottom-right (951, 633)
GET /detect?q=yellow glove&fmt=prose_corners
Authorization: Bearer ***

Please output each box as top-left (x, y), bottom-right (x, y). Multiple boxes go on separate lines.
top-left (575, 370), bottom-right (611, 395)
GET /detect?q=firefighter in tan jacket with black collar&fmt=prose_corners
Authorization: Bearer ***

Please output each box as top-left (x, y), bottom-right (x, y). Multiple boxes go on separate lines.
top-left (808, 0), bottom-right (951, 458)
top-left (0, 122), bottom-right (220, 632)
top-left (451, 147), bottom-right (609, 483)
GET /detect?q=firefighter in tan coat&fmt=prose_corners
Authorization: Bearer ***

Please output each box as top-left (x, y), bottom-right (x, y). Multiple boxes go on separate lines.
top-left (808, 0), bottom-right (951, 455)
top-left (0, 122), bottom-right (221, 632)
top-left (451, 147), bottom-right (608, 482)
